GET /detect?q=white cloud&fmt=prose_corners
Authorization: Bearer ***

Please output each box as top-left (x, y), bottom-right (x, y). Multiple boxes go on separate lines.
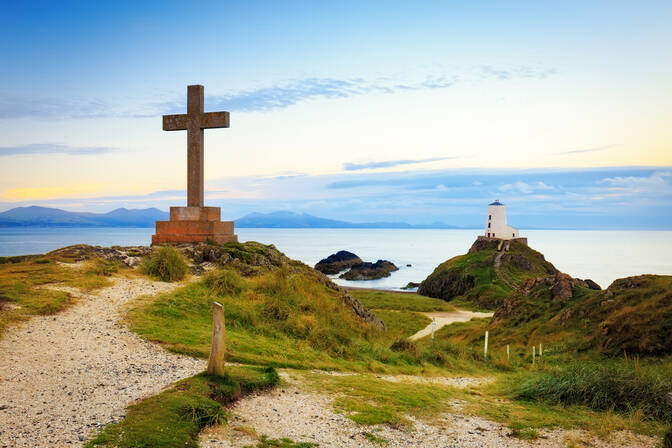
top-left (598, 171), bottom-right (672, 191)
top-left (499, 181), bottom-right (555, 194)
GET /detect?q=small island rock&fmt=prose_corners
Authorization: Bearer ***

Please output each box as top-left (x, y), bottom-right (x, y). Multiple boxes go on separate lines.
top-left (339, 260), bottom-right (399, 280)
top-left (314, 250), bottom-right (362, 274)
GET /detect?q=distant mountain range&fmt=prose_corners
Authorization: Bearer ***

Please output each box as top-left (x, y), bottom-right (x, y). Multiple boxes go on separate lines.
top-left (0, 206), bottom-right (468, 229)
top-left (0, 206), bottom-right (169, 227)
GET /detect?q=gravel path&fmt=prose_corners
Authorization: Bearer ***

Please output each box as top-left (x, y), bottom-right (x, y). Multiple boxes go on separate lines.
top-left (409, 311), bottom-right (493, 341)
top-left (199, 374), bottom-right (658, 448)
top-left (0, 277), bottom-right (206, 448)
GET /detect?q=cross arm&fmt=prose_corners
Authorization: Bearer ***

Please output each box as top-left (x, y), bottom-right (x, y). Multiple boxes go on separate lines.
top-left (200, 111), bottom-right (230, 129)
top-left (163, 114), bottom-right (187, 131)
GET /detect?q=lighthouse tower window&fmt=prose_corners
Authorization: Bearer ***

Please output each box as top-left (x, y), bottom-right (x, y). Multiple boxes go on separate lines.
top-left (488, 215), bottom-right (491, 220)
top-left (488, 223), bottom-right (491, 228)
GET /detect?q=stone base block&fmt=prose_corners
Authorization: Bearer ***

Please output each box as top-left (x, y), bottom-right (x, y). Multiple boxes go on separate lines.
top-left (152, 219), bottom-right (237, 245)
top-left (170, 206), bottom-right (221, 222)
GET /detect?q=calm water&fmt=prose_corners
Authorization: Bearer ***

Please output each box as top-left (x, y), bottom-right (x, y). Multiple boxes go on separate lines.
top-left (1, 227), bottom-right (671, 290)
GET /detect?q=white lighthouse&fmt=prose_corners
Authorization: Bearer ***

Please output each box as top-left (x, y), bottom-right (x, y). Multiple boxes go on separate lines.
top-left (483, 200), bottom-right (521, 240)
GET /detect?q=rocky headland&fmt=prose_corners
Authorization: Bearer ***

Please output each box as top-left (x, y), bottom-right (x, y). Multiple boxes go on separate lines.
top-left (418, 237), bottom-right (672, 357)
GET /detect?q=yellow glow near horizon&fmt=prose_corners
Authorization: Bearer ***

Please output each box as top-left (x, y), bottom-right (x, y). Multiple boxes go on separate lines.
top-left (2, 184), bottom-right (108, 200)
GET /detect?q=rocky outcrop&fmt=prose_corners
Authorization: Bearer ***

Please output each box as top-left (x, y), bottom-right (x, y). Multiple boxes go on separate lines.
top-left (314, 251), bottom-right (362, 274)
top-left (418, 269), bottom-right (476, 300)
top-left (583, 279), bottom-right (601, 290)
top-left (339, 291), bottom-right (386, 330)
top-left (339, 260), bottom-right (399, 280)
top-left (47, 244), bottom-right (151, 267)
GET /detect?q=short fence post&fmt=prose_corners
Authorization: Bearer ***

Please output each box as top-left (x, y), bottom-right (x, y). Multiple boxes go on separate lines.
top-left (506, 344), bottom-right (510, 361)
top-left (207, 302), bottom-right (226, 376)
top-left (484, 331), bottom-right (489, 359)
top-left (431, 317), bottom-right (436, 342)
top-left (532, 345), bottom-right (536, 365)
top-left (539, 343), bottom-right (543, 361)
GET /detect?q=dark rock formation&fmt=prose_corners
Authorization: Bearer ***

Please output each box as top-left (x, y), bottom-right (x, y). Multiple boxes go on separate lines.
top-left (339, 260), bottom-right (399, 280)
top-left (468, 238), bottom-right (500, 253)
top-left (314, 250), bottom-right (362, 274)
top-left (339, 291), bottom-right (387, 330)
top-left (418, 269), bottom-right (476, 300)
top-left (401, 282), bottom-right (420, 290)
top-left (583, 279), bottom-right (601, 290)
top-left (551, 273), bottom-right (575, 302)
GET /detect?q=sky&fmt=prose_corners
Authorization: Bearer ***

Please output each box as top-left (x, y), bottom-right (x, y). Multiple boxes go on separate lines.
top-left (0, 1), bottom-right (671, 228)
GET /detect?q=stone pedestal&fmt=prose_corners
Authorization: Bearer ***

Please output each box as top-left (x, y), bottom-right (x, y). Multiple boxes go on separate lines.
top-left (152, 206), bottom-right (238, 245)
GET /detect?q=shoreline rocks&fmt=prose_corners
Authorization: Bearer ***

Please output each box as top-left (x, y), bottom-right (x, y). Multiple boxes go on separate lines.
top-left (339, 260), bottom-right (399, 280)
top-left (314, 251), bottom-right (362, 274)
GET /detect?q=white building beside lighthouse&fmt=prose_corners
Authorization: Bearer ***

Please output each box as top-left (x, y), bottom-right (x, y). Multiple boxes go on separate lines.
top-left (484, 200), bottom-right (520, 240)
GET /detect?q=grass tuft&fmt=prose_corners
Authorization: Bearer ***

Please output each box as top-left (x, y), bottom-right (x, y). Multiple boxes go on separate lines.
top-left (86, 366), bottom-right (279, 448)
top-left (139, 246), bottom-right (189, 282)
top-left (204, 269), bottom-right (246, 296)
top-left (514, 360), bottom-right (672, 421)
top-left (249, 435), bottom-right (317, 448)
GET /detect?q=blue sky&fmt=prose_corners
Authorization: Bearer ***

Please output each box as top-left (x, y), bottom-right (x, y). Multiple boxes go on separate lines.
top-left (0, 1), bottom-right (671, 228)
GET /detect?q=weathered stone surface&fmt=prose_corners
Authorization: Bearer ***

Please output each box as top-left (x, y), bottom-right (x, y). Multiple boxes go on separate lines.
top-left (314, 251), bottom-right (362, 275)
top-left (170, 206), bottom-right (221, 222)
top-left (551, 273), bottom-right (574, 301)
top-left (339, 260), bottom-right (399, 280)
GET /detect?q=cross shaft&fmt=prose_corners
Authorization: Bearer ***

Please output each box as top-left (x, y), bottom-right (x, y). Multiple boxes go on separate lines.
top-left (163, 85), bottom-right (229, 207)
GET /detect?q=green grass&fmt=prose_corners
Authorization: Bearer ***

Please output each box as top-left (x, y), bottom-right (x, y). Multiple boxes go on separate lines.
top-left (664, 427), bottom-right (672, 448)
top-left (302, 372), bottom-right (458, 427)
top-left (363, 431), bottom-right (388, 445)
top-left (463, 370), bottom-right (669, 439)
top-left (126, 265), bottom-right (507, 374)
top-left (86, 366), bottom-right (279, 448)
top-left (247, 436), bottom-right (317, 448)
top-left (139, 246), bottom-right (189, 282)
top-left (350, 289), bottom-right (455, 312)
top-left (0, 257), bottom-right (114, 337)
top-left (371, 309), bottom-right (430, 337)
top-left (514, 360), bottom-right (672, 421)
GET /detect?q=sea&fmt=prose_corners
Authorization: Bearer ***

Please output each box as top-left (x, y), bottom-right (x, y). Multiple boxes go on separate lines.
top-left (1, 227), bottom-right (671, 290)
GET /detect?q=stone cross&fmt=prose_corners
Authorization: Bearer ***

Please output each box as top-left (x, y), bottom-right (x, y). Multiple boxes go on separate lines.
top-left (163, 85), bottom-right (229, 207)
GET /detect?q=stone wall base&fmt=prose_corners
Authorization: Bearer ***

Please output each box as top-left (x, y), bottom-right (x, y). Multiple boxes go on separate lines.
top-left (477, 235), bottom-right (528, 246)
top-left (152, 206), bottom-right (237, 245)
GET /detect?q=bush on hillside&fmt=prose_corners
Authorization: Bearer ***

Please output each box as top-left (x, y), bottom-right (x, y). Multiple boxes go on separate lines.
top-left (139, 246), bottom-right (189, 282)
top-left (514, 361), bottom-right (672, 421)
top-left (204, 269), bottom-right (246, 296)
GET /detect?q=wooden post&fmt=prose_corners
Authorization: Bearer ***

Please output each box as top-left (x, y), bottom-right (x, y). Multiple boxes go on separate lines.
top-left (539, 343), bottom-right (543, 360)
top-left (506, 344), bottom-right (510, 361)
top-left (532, 345), bottom-right (536, 365)
top-left (431, 317), bottom-right (436, 342)
top-left (207, 301), bottom-right (226, 376)
top-left (484, 331), bottom-right (489, 359)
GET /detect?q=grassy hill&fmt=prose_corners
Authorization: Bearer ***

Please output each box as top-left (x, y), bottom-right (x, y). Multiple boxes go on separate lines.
top-left (423, 240), bottom-right (672, 358)
top-left (418, 239), bottom-right (558, 309)
top-left (125, 241), bottom-right (483, 374)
